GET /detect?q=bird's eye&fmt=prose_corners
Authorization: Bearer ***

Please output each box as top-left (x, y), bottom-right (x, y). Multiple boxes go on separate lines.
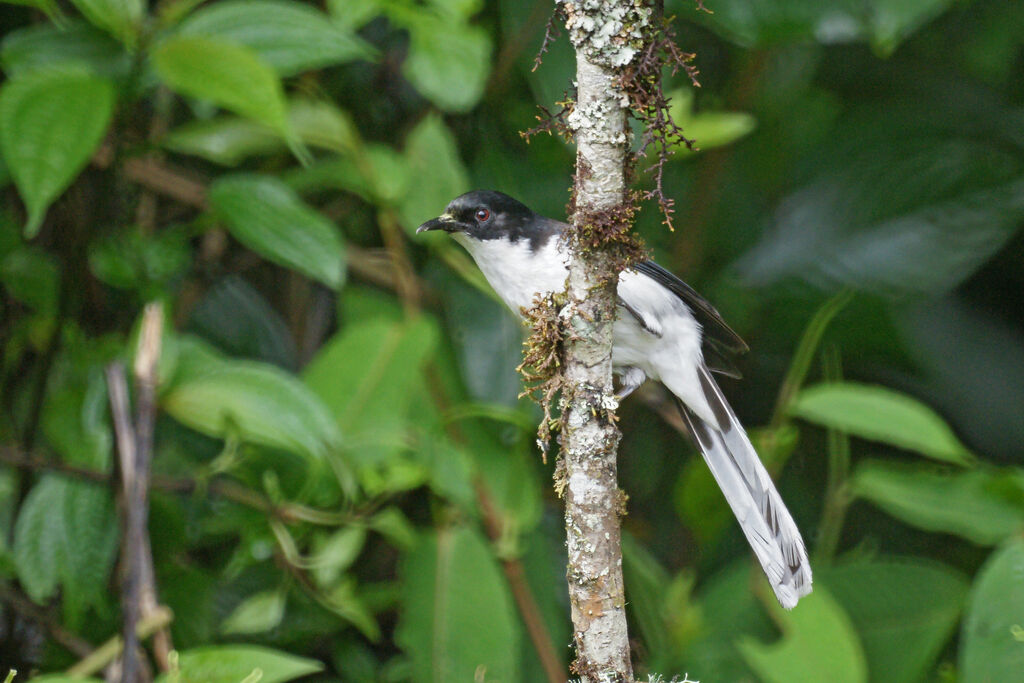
top-left (475, 208), bottom-right (490, 222)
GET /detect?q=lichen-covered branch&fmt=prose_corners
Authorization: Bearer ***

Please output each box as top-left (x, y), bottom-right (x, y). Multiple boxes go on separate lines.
top-left (557, 1), bottom-right (652, 680)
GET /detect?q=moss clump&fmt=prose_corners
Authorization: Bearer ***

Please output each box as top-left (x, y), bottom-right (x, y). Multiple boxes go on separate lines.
top-left (518, 291), bottom-right (568, 461)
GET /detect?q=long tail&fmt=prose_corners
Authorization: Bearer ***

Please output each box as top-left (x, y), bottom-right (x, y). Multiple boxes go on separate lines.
top-left (676, 367), bottom-right (812, 609)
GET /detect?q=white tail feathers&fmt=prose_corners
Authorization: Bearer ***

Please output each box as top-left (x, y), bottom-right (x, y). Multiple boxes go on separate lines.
top-left (678, 367), bottom-right (812, 609)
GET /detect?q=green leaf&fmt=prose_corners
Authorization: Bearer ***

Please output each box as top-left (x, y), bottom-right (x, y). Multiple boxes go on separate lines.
top-left (396, 526), bottom-right (520, 683)
top-left (163, 337), bottom-right (342, 461)
top-left (12, 476), bottom-right (64, 602)
top-left (88, 225), bottom-right (191, 295)
top-left (152, 36), bottom-right (295, 151)
top-left (58, 479), bottom-right (118, 627)
top-left (209, 174), bottom-right (345, 289)
top-left (69, 0), bottom-right (143, 47)
top-left (164, 99), bottom-right (360, 166)
top-left (0, 68), bottom-right (115, 237)
top-left (667, 88), bottom-right (757, 154)
top-left (12, 476), bottom-right (117, 618)
top-left (327, 0), bottom-right (382, 29)
top-left (175, 0), bottom-right (374, 76)
top-left (303, 316), bottom-right (439, 453)
top-left (960, 537), bottom-right (1024, 682)
top-left (398, 114), bottom-right (469, 230)
top-left (820, 558), bottom-right (969, 683)
top-left (792, 382), bottom-right (975, 465)
top-left (311, 526), bottom-right (366, 588)
top-left (154, 645), bottom-right (323, 683)
top-left (738, 584), bottom-right (868, 683)
top-left (283, 144), bottom-right (409, 204)
top-left (323, 576), bottom-right (380, 640)
top-left (42, 375), bottom-right (112, 470)
top-left (737, 103), bottom-right (1024, 297)
top-left (1, 246), bottom-right (59, 313)
top-left (187, 275), bottom-right (296, 369)
top-left (851, 460), bottom-right (1024, 544)
top-left (399, 11), bottom-right (491, 113)
top-left (220, 589), bottom-right (286, 635)
top-left (1, 21), bottom-right (131, 79)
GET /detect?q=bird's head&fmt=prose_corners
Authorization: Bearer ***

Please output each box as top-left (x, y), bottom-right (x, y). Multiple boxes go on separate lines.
top-left (416, 190), bottom-right (541, 243)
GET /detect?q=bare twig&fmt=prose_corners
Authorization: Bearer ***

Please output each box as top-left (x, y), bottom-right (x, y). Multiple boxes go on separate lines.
top-left (132, 304), bottom-right (172, 669)
top-left (104, 303), bottom-right (169, 681)
top-left (105, 363), bottom-right (145, 683)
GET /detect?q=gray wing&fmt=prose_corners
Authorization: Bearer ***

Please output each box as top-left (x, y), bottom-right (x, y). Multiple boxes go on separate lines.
top-left (630, 261), bottom-right (747, 378)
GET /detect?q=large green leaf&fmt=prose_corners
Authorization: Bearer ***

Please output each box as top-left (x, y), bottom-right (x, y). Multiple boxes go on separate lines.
top-left (737, 102), bottom-right (1024, 298)
top-left (163, 337), bottom-right (342, 461)
top-left (738, 584), bottom-right (868, 683)
top-left (303, 316), bottom-right (438, 448)
top-left (154, 645), bottom-right (323, 683)
top-left (851, 460), bottom-right (1024, 544)
top-left (396, 526), bottom-right (520, 683)
top-left (209, 174), bottom-right (345, 289)
top-left (0, 68), bottom-right (115, 237)
top-left (820, 558), bottom-right (969, 683)
top-left (69, 0), bottom-right (143, 47)
top-left (960, 537), bottom-right (1024, 682)
top-left (0, 21), bottom-right (130, 78)
top-left (398, 10), bottom-right (491, 113)
top-left (153, 36), bottom-right (294, 146)
top-left (12, 476), bottom-right (117, 621)
top-left (175, 0), bottom-right (374, 76)
top-left (792, 382), bottom-right (975, 465)
top-left (398, 113), bottom-right (469, 230)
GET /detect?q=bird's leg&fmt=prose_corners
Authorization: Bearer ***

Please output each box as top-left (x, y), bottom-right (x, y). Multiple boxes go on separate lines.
top-left (614, 367), bottom-right (647, 400)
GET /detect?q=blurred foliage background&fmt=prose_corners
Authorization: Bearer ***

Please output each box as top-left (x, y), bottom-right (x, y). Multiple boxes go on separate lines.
top-left (1, 0), bottom-right (1023, 681)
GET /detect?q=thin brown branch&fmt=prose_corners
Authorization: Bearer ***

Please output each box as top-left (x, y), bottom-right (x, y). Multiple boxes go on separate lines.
top-left (105, 362), bottom-right (146, 683)
top-left (131, 304), bottom-right (172, 669)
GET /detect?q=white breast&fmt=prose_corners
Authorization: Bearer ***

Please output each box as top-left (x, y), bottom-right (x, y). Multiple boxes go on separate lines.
top-left (453, 234), bottom-right (569, 313)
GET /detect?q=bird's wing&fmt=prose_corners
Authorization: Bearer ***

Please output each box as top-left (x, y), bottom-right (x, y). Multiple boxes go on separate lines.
top-left (628, 261), bottom-right (748, 378)
top-left (676, 367), bottom-right (812, 608)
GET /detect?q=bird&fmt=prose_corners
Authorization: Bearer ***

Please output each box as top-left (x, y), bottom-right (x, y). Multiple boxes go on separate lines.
top-left (417, 189), bottom-right (812, 609)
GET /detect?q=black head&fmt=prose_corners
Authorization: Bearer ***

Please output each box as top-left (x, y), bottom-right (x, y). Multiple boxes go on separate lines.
top-left (416, 190), bottom-right (560, 250)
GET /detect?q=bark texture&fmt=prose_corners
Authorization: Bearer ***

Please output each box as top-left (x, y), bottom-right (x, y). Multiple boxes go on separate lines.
top-left (559, 2), bottom-right (651, 680)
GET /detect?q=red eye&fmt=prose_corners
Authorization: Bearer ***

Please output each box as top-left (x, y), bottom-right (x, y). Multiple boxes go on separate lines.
top-left (475, 208), bottom-right (490, 222)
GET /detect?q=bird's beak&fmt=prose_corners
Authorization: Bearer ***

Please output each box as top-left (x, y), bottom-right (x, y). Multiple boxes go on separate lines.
top-left (416, 213), bottom-right (459, 234)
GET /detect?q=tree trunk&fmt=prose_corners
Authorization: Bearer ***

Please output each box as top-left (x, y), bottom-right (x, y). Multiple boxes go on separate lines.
top-left (560, 2), bottom-right (651, 680)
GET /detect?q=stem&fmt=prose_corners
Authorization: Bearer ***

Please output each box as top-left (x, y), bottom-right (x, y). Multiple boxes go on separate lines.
top-left (814, 344), bottom-right (851, 566)
top-left (770, 289), bottom-right (854, 429)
